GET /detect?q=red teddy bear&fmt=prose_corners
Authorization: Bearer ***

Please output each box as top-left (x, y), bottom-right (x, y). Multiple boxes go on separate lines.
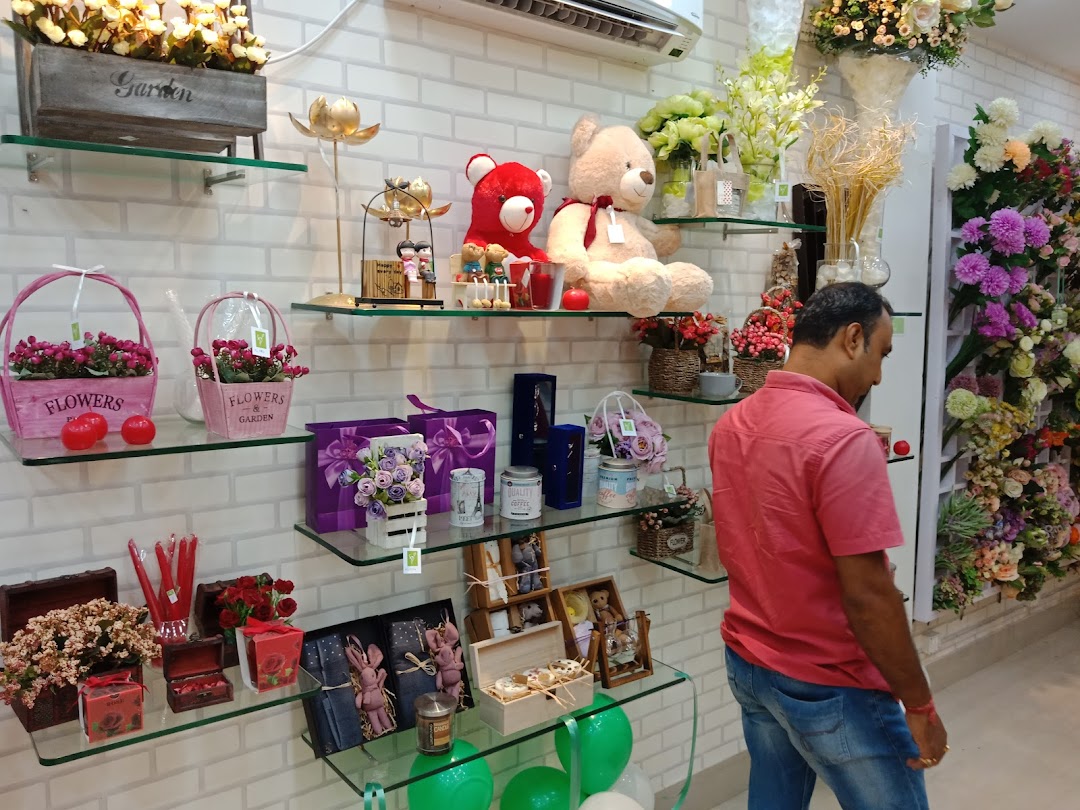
top-left (463, 154), bottom-right (551, 261)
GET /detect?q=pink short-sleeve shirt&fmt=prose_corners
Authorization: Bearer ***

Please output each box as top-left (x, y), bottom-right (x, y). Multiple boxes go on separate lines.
top-left (708, 371), bottom-right (904, 692)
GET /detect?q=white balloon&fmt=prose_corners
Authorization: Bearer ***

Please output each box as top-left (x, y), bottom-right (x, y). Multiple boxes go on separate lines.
top-left (579, 792), bottom-right (645, 810)
top-left (610, 763), bottom-right (655, 810)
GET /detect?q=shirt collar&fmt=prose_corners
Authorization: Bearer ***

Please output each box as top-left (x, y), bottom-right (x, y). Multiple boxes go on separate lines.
top-left (763, 371), bottom-right (856, 415)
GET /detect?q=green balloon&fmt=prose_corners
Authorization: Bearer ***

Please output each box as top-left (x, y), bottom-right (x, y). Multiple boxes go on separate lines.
top-left (554, 694), bottom-right (634, 796)
top-left (408, 740), bottom-right (494, 810)
top-left (500, 766), bottom-right (582, 810)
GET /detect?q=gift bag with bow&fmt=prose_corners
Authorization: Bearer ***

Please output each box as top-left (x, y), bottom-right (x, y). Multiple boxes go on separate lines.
top-left (406, 396), bottom-right (496, 515)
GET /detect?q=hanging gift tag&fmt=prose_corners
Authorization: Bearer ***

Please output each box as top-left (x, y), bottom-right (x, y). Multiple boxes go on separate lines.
top-left (606, 206), bottom-right (625, 244)
top-left (403, 547), bottom-right (422, 574)
top-left (774, 180), bottom-right (792, 203)
top-left (620, 418), bottom-right (638, 437)
top-left (251, 326), bottom-right (271, 358)
top-left (716, 180), bottom-right (734, 207)
top-left (165, 588), bottom-right (179, 605)
top-left (56, 263), bottom-right (104, 350)
top-left (70, 320), bottom-right (84, 349)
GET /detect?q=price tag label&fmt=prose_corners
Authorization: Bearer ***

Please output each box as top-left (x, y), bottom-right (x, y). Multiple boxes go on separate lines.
top-left (251, 327), bottom-right (271, 358)
top-left (716, 180), bottom-right (733, 206)
top-left (620, 418), bottom-right (637, 437)
top-left (607, 223), bottom-right (626, 244)
top-left (165, 588), bottom-right (179, 604)
top-left (70, 320), bottom-right (84, 349)
top-left (774, 181), bottom-right (792, 203)
top-left (664, 483), bottom-right (677, 498)
top-left (403, 547), bottom-right (422, 574)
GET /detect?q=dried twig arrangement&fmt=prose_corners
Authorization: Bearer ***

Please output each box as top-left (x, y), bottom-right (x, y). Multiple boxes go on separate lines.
top-left (803, 112), bottom-right (914, 248)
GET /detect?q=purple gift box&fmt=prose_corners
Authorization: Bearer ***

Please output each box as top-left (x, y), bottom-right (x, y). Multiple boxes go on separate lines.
top-left (305, 418), bottom-right (411, 533)
top-left (406, 396), bottom-right (496, 515)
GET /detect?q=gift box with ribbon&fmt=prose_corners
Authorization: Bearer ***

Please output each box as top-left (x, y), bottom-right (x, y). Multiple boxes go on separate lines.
top-left (78, 669), bottom-right (146, 742)
top-left (237, 619), bottom-right (304, 693)
top-left (406, 396), bottom-right (496, 515)
top-left (163, 636), bottom-right (233, 712)
top-left (305, 418), bottom-right (412, 533)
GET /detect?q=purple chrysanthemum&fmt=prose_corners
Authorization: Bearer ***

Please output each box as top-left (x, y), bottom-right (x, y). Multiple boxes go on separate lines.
top-left (1023, 216), bottom-right (1051, 248)
top-left (977, 302), bottom-right (1017, 340)
top-left (947, 374), bottom-right (979, 394)
top-left (960, 217), bottom-right (987, 244)
top-left (989, 209), bottom-right (1027, 256)
top-left (954, 252), bottom-right (990, 285)
top-left (1007, 266), bottom-right (1028, 295)
top-left (979, 265), bottom-right (1011, 296)
top-left (1011, 301), bottom-right (1038, 329)
top-left (977, 375), bottom-right (1004, 399)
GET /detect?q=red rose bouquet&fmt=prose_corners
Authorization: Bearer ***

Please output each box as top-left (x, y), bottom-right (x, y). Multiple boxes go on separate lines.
top-left (216, 574), bottom-right (296, 640)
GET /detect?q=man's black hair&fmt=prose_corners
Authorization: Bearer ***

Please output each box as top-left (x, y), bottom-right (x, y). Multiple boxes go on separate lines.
top-left (792, 282), bottom-right (894, 349)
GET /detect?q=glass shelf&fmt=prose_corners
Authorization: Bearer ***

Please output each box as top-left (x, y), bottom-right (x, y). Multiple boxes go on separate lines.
top-left (30, 664), bottom-right (320, 765)
top-left (629, 549), bottom-right (729, 584)
top-left (632, 388), bottom-right (744, 406)
top-left (888, 455), bottom-right (915, 464)
top-left (0, 420), bottom-right (313, 466)
top-left (292, 303), bottom-right (691, 319)
top-left (296, 492), bottom-right (686, 567)
top-left (0, 134), bottom-right (307, 189)
top-left (652, 215), bottom-right (826, 234)
top-left (306, 660), bottom-right (688, 796)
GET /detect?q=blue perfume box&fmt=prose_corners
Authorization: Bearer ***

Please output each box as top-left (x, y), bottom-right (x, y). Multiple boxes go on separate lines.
top-left (546, 424), bottom-right (585, 510)
top-left (511, 373), bottom-right (557, 475)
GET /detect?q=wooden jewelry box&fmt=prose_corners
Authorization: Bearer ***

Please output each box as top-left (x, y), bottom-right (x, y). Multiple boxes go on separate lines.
top-left (162, 636), bottom-right (234, 713)
top-left (469, 621), bottom-right (594, 736)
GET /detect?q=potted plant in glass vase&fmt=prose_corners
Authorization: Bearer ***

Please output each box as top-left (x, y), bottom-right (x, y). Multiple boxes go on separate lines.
top-left (634, 312), bottom-right (722, 394)
top-left (7, 1), bottom-right (269, 154)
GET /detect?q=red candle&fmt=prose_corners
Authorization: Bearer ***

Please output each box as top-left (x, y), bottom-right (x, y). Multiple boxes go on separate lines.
top-left (155, 542), bottom-right (182, 622)
top-left (128, 539), bottom-right (164, 628)
top-left (530, 273), bottom-right (553, 309)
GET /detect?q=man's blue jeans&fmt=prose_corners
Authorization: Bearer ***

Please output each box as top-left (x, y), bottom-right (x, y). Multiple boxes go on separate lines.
top-left (726, 646), bottom-right (929, 810)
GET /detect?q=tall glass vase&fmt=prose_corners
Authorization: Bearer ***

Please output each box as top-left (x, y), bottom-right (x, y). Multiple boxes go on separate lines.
top-left (660, 157), bottom-right (694, 219)
top-left (746, 0), bottom-right (806, 61)
top-left (741, 160), bottom-right (779, 222)
top-left (837, 51), bottom-right (920, 254)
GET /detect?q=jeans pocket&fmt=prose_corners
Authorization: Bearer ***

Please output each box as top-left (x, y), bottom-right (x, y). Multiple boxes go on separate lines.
top-left (770, 685), bottom-right (850, 766)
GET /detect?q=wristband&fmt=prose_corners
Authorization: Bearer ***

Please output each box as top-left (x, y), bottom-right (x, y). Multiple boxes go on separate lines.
top-left (905, 699), bottom-right (939, 724)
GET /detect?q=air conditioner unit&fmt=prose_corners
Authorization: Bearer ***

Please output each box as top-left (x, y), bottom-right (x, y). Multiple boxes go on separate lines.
top-left (406, 0), bottom-right (703, 66)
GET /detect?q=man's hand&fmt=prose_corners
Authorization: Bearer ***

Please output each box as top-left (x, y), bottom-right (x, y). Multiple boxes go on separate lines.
top-left (905, 710), bottom-right (949, 770)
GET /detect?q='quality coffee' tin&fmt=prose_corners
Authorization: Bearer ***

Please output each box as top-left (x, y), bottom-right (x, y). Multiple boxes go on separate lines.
top-left (499, 466), bottom-right (542, 520)
top-left (597, 458), bottom-right (638, 509)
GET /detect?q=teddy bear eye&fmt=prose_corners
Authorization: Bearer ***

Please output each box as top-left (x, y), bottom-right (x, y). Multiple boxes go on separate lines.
top-left (625, 162), bottom-right (632, 170)
top-left (498, 195), bottom-right (507, 203)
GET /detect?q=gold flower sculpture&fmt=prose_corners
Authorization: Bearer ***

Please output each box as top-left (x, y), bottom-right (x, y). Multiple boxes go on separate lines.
top-left (364, 176), bottom-right (452, 225)
top-left (290, 96), bottom-right (381, 307)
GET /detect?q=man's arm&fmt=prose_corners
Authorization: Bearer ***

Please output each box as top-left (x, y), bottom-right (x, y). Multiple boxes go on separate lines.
top-left (835, 551), bottom-right (947, 769)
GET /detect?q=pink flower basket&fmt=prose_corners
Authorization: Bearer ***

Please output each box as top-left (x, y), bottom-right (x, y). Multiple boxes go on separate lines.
top-left (0, 271), bottom-right (157, 439)
top-left (194, 292), bottom-right (294, 439)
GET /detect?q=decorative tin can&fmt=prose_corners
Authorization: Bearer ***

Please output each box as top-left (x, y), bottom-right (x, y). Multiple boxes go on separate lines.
top-left (500, 466), bottom-right (543, 521)
top-left (414, 692), bottom-right (458, 755)
top-left (450, 468), bottom-right (486, 528)
top-left (582, 447), bottom-right (601, 499)
top-left (597, 458), bottom-right (638, 509)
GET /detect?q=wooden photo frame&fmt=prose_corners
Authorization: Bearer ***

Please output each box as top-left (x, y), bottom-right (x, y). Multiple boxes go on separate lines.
top-left (466, 593), bottom-right (555, 643)
top-left (552, 576), bottom-right (652, 689)
top-left (464, 533), bottom-right (550, 610)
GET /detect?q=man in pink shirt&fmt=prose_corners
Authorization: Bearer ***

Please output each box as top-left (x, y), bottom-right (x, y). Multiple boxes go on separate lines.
top-left (709, 283), bottom-right (947, 810)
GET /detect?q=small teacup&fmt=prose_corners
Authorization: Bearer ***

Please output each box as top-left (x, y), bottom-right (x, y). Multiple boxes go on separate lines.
top-left (699, 372), bottom-right (741, 399)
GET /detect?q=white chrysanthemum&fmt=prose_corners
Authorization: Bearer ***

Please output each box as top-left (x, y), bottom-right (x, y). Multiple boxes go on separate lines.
top-left (975, 122), bottom-right (1008, 147)
top-left (1028, 120), bottom-right (1063, 149)
top-left (987, 97), bottom-right (1020, 128)
top-left (973, 144), bottom-right (1006, 173)
top-left (947, 163), bottom-right (978, 191)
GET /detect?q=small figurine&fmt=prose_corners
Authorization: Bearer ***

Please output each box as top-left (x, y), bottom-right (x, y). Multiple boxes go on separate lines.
top-left (346, 639), bottom-right (394, 739)
top-left (511, 535), bottom-right (543, 594)
top-left (519, 602), bottom-right (544, 629)
top-left (484, 244), bottom-right (509, 283)
top-left (589, 588), bottom-right (623, 628)
top-left (460, 242), bottom-right (486, 282)
top-left (415, 241), bottom-right (436, 282)
top-left (426, 618), bottom-right (465, 701)
top-left (397, 240), bottom-right (419, 283)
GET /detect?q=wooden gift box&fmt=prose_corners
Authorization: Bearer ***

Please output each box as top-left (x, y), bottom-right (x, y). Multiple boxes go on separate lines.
top-left (552, 576), bottom-right (653, 688)
top-left (193, 578), bottom-right (246, 667)
top-left (464, 534), bottom-right (550, 610)
top-left (469, 621), bottom-right (594, 736)
top-left (162, 637), bottom-right (234, 713)
top-left (466, 593), bottom-right (555, 643)
top-left (0, 568), bottom-right (119, 731)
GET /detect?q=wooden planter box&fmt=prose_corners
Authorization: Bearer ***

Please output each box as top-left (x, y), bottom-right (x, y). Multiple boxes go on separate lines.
top-left (15, 42), bottom-right (267, 154)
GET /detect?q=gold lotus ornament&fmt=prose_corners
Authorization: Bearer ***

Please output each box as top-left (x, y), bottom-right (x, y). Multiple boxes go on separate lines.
top-left (364, 176), bottom-right (452, 225)
top-left (289, 96), bottom-right (381, 308)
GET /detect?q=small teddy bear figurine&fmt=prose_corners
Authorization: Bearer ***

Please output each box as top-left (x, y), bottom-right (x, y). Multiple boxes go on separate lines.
top-left (484, 243), bottom-right (509, 283)
top-left (511, 535), bottom-right (543, 594)
top-left (460, 242), bottom-right (486, 282)
top-left (589, 588), bottom-right (623, 629)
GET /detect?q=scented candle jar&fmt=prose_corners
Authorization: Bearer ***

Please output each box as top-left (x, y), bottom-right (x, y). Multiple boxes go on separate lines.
top-left (414, 692), bottom-right (458, 755)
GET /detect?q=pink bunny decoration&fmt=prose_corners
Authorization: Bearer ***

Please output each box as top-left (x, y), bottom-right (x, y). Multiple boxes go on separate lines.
top-left (425, 618), bottom-right (465, 700)
top-left (346, 637), bottom-right (394, 738)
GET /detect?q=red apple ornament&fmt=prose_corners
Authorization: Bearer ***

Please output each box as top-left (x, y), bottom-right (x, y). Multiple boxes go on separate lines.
top-left (121, 415), bottom-right (156, 445)
top-left (60, 419), bottom-right (98, 451)
top-left (76, 412), bottom-right (108, 441)
top-left (562, 288), bottom-right (589, 311)
top-left (893, 440), bottom-right (910, 457)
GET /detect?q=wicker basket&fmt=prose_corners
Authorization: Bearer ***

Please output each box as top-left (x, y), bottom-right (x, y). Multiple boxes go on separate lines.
top-left (732, 304), bottom-right (790, 394)
top-left (636, 467), bottom-right (696, 560)
top-left (648, 348), bottom-right (700, 394)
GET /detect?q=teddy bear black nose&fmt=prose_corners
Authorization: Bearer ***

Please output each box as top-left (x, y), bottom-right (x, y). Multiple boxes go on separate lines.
top-left (640, 170), bottom-right (654, 185)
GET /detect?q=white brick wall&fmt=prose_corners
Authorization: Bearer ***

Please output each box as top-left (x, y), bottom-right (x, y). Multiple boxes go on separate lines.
top-left (1, 2), bottom-right (1078, 807)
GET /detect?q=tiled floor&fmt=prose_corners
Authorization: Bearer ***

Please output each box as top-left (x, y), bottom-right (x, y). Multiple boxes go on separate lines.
top-left (712, 623), bottom-right (1080, 810)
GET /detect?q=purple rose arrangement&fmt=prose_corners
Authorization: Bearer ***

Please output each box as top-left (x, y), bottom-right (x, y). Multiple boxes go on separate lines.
top-left (586, 394), bottom-right (669, 474)
top-left (338, 439), bottom-right (429, 521)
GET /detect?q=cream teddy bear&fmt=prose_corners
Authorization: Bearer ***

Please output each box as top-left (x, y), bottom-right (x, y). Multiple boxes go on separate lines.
top-left (547, 115), bottom-right (713, 317)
